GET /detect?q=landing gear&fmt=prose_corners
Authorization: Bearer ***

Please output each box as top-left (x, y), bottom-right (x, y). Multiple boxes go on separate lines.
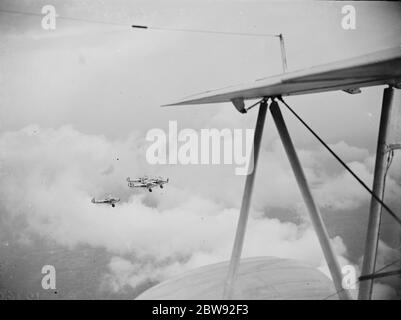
top-left (160, 185), bottom-right (163, 189)
top-left (112, 204), bottom-right (115, 208)
top-left (148, 188), bottom-right (152, 192)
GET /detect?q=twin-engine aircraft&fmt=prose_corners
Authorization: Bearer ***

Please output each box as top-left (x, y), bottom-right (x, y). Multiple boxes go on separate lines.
top-left (91, 176), bottom-right (169, 207)
top-left (127, 176), bottom-right (169, 192)
top-left (91, 195), bottom-right (120, 208)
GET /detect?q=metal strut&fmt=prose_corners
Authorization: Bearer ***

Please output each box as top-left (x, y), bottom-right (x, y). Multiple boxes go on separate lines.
top-left (278, 33), bottom-right (288, 73)
top-left (223, 99), bottom-right (269, 299)
top-left (277, 95), bottom-right (401, 228)
top-left (359, 86), bottom-right (395, 300)
top-left (275, 92), bottom-right (401, 300)
top-left (270, 100), bottom-right (351, 300)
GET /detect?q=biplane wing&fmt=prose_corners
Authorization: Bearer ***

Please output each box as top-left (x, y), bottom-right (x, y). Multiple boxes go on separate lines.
top-left (165, 46), bottom-right (401, 107)
top-left (163, 45), bottom-right (401, 300)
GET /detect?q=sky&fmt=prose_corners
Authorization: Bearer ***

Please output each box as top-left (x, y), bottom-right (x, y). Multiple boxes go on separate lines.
top-left (0, 0), bottom-right (400, 299)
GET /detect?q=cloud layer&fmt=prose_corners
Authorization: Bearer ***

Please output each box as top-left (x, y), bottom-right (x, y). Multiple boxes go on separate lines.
top-left (0, 124), bottom-right (399, 299)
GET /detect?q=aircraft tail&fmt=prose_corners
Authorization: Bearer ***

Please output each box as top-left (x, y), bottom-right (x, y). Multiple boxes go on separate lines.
top-left (91, 197), bottom-right (96, 203)
top-left (126, 177), bottom-right (130, 182)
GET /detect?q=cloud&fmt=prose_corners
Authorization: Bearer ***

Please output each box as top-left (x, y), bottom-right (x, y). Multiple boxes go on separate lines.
top-left (0, 124), bottom-right (399, 297)
top-left (100, 256), bottom-right (186, 293)
top-left (0, 0), bottom-right (400, 299)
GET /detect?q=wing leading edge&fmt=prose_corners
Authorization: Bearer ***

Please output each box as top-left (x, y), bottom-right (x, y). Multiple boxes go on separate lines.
top-left (165, 46), bottom-right (401, 106)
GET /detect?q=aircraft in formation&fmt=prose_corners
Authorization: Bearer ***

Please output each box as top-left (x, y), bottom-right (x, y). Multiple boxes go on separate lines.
top-left (91, 195), bottom-right (120, 208)
top-left (91, 176), bottom-right (169, 207)
top-left (127, 176), bottom-right (169, 192)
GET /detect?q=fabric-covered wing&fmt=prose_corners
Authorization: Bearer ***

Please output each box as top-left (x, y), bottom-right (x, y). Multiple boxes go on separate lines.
top-left (165, 46), bottom-right (401, 106)
top-left (134, 183), bottom-right (147, 187)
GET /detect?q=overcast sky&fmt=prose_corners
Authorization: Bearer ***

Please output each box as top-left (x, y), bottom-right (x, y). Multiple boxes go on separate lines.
top-left (0, 0), bottom-right (400, 299)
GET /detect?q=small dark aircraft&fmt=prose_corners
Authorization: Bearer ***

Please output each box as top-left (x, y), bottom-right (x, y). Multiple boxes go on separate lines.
top-left (91, 195), bottom-right (120, 208)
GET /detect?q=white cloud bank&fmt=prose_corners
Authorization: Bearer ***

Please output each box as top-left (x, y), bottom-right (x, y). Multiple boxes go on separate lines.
top-left (0, 124), bottom-right (399, 298)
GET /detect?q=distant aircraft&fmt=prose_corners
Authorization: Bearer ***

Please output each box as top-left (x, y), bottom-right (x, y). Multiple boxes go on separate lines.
top-left (127, 176), bottom-right (148, 183)
top-left (91, 195), bottom-right (120, 208)
top-left (149, 176), bottom-right (170, 188)
top-left (127, 176), bottom-right (169, 192)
